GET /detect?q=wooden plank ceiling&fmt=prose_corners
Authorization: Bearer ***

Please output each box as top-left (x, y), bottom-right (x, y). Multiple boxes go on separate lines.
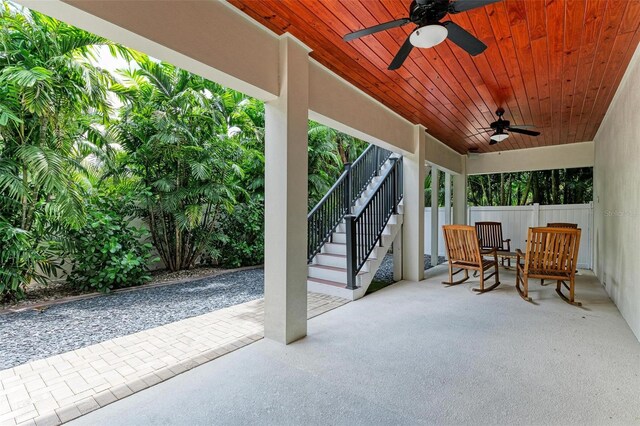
top-left (229, 0), bottom-right (640, 154)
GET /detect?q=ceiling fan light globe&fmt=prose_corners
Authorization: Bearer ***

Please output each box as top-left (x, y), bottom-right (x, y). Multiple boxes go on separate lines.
top-left (490, 132), bottom-right (509, 142)
top-left (409, 24), bottom-right (448, 48)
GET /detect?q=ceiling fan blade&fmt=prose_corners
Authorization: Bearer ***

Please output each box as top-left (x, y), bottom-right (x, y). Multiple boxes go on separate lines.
top-left (507, 126), bottom-right (541, 136)
top-left (442, 21), bottom-right (487, 56)
top-left (388, 35), bottom-right (414, 70)
top-left (344, 18), bottom-right (411, 42)
top-left (449, 0), bottom-right (503, 14)
top-left (489, 139), bottom-right (499, 145)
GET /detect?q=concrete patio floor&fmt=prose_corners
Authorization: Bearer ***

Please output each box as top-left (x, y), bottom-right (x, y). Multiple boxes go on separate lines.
top-left (73, 266), bottom-right (640, 425)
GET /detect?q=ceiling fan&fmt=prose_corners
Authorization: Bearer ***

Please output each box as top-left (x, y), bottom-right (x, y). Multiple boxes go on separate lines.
top-left (343, 0), bottom-right (503, 70)
top-left (469, 108), bottom-right (541, 145)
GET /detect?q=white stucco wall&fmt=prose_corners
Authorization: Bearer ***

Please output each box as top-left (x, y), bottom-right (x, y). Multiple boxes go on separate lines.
top-left (593, 44), bottom-right (640, 341)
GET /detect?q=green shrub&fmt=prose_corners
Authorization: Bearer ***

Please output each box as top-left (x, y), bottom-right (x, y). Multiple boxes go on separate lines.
top-left (67, 197), bottom-right (157, 292)
top-left (0, 222), bottom-right (44, 300)
top-left (211, 197), bottom-right (264, 268)
top-left (0, 220), bottom-right (61, 301)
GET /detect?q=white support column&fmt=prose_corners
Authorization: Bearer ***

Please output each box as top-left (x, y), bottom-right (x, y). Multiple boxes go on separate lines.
top-left (392, 232), bottom-right (403, 282)
top-left (431, 167), bottom-right (439, 267)
top-left (402, 126), bottom-right (426, 282)
top-left (444, 172), bottom-right (451, 226)
top-left (263, 35), bottom-right (310, 344)
top-left (453, 162), bottom-right (467, 225)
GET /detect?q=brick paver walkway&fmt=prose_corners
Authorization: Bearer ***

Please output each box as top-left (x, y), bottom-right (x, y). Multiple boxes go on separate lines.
top-left (0, 292), bottom-right (348, 426)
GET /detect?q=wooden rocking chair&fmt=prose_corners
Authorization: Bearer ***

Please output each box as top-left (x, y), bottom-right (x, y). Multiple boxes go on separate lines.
top-left (516, 227), bottom-right (582, 306)
top-left (442, 225), bottom-right (500, 293)
top-left (541, 223), bottom-right (579, 285)
top-left (475, 221), bottom-right (512, 267)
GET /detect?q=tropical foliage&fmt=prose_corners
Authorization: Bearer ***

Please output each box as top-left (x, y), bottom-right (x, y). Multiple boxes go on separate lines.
top-left (0, 3), bottom-right (134, 297)
top-left (425, 168), bottom-right (593, 207)
top-left (106, 58), bottom-right (263, 271)
top-left (307, 121), bottom-right (366, 207)
top-left (0, 3), bottom-right (365, 300)
top-left (466, 168), bottom-right (593, 206)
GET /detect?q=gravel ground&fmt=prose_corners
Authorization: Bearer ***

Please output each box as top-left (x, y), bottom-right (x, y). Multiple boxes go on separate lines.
top-left (0, 255), bottom-right (445, 370)
top-left (0, 268), bottom-right (265, 370)
top-left (371, 254), bottom-right (446, 285)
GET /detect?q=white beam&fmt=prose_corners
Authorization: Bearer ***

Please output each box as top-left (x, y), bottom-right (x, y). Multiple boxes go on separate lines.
top-left (466, 141), bottom-right (595, 175)
top-left (308, 61), bottom-right (414, 154)
top-left (431, 168), bottom-right (439, 267)
top-left (19, 0), bottom-right (280, 101)
top-left (425, 132), bottom-right (463, 174)
top-left (263, 35), bottom-right (309, 344)
top-left (402, 126), bottom-right (426, 282)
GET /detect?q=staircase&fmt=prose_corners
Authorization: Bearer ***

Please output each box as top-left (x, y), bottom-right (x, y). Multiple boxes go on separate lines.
top-left (307, 145), bottom-right (403, 300)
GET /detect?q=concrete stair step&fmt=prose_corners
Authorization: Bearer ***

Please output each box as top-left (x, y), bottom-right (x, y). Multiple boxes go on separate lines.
top-left (307, 277), bottom-right (346, 288)
top-left (331, 230), bottom-right (391, 244)
top-left (316, 252), bottom-right (378, 261)
top-left (314, 253), bottom-right (348, 268)
top-left (321, 240), bottom-right (386, 254)
top-left (308, 264), bottom-right (367, 283)
top-left (313, 252), bottom-right (375, 271)
top-left (323, 242), bottom-right (347, 255)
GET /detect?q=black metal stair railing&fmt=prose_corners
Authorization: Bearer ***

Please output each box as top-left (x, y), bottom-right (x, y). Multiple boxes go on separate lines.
top-left (307, 144), bottom-right (392, 263)
top-left (345, 157), bottom-right (403, 289)
top-left (348, 144), bottom-right (392, 205)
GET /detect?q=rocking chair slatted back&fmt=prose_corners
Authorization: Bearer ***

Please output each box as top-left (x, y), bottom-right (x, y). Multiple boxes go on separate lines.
top-left (546, 222), bottom-right (578, 228)
top-left (522, 227), bottom-right (581, 275)
top-left (475, 222), bottom-right (508, 250)
top-left (443, 225), bottom-right (482, 265)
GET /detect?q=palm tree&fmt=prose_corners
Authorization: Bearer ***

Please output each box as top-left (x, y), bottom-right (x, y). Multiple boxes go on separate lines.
top-left (108, 58), bottom-right (260, 271)
top-left (0, 2), bottom-right (132, 296)
top-left (307, 121), bottom-right (368, 207)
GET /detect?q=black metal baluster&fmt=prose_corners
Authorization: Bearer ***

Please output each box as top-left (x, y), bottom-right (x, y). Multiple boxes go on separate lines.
top-left (345, 214), bottom-right (357, 290)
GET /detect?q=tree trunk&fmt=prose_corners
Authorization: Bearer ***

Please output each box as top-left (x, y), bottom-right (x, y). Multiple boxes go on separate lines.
top-left (551, 170), bottom-right (559, 204)
top-left (337, 140), bottom-right (348, 165)
top-left (479, 177), bottom-right (488, 206)
top-left (520, 173), bottom-right (533, 205)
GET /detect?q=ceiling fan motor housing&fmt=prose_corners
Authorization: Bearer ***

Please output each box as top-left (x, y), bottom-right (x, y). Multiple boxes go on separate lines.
top-left (490, 108), bottom-right (509, 130)
top-left (410, 0), bottom-right (450, 25)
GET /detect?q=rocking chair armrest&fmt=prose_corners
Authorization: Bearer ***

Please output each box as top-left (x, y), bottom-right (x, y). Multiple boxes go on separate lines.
top-left (515, 249), bottom-right (525, 260)
top-left (503, 239), bottom-right (511, 251)
top-left (480, 248), bottom-right (496, 254)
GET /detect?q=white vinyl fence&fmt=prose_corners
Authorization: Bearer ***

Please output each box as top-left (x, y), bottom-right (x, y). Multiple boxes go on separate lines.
top-left (425, 203), bottom-right (593, 269)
